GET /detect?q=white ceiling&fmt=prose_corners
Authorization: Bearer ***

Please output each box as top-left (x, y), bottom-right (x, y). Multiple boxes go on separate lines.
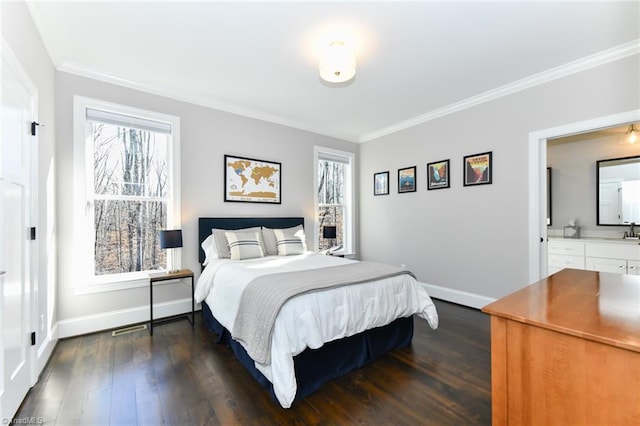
top-left (26, 1), bottom-right (640, 143)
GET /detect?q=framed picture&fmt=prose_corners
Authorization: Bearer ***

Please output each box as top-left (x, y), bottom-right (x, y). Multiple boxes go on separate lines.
top-left (224, 154), bottom-right (281, 203)
top-left (373, 171), bottom-right (389, 196)
top-left (426, 159), bottom-right (450, 190)
top-left (398, 166), bottom-right (416, 193)
top-left (463, 151), bottom-right (492, 186)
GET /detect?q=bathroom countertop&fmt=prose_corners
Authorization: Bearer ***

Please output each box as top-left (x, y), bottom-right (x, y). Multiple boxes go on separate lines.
top-left (548, 236), bottom-right (640, 245)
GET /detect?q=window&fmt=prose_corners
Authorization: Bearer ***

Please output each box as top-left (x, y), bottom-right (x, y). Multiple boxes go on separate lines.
top-left (74, 97), bottom-right (180, 290)
top-left (314, 147), bottom-right (355, 253)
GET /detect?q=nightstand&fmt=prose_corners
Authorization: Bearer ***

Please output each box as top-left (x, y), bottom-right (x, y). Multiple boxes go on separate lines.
top-left (149, 269), bottom-right (194, 336)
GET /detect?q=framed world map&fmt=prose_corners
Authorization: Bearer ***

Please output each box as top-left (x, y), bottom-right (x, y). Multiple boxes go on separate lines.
top-left (224, 155), bottom-right (281, 203)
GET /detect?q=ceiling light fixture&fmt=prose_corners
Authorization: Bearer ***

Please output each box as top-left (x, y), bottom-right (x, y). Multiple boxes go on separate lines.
top-left (623, 123), bottom-right (639, 144)
top-left (319, 41), bottom-right (356, 84)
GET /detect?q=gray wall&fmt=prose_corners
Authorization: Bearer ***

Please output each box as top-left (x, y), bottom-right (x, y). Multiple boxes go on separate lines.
top-left (4, 0), bottom-right (640, 337)
top-left (2, 1), bottom-right (57, 361)
top-left (359, 55), bottom-right (640, 303)
top-left (548, 133), bottom-right (640, 232)
top-left (55, 72), bottom-right (358, 323)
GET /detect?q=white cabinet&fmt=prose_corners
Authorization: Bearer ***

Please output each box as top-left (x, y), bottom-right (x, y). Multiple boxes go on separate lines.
top-left (548, 240), bottom-right (585, 275)
top-left (585, 257), bottom-right (628, 273)
top-left (584, 242), bottom-right (640, 275)
top-left (548, 239), bottom-right (640, 276)
top-left (586, 243), bottom-right (640, 260)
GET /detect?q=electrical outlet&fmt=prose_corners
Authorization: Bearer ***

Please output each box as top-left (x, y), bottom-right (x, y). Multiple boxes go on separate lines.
top-left (40, 314), bottom-right (45, 332)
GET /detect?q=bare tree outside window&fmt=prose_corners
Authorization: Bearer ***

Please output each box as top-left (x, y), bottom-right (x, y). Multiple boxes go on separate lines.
top-left (90, 122), bottom-right (169, 275)
top-left (318, 159), bottom-right (345, 250)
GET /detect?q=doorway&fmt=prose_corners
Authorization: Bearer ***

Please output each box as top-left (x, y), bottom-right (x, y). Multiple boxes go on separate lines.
top-left (528, 110), bottom-right (640, 283)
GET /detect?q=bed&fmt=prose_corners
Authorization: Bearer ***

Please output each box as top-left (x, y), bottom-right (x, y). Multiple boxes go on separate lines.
top-left (196, 217), bottom-right (438, 408)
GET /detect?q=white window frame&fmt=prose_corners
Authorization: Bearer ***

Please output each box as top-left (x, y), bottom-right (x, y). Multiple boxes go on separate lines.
top-left (313, 146), bottom-right (355, 254)
top-left (73, 96), bottom-right (181, 294)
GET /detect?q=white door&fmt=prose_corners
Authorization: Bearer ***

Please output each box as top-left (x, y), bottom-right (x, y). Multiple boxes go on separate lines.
top-left (599, 181), bottom-right (622, 224)
top-left (1, 43), bottom-right (35, 421)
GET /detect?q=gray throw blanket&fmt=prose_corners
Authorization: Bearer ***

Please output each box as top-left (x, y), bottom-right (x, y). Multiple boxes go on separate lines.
top-left (231, 261), bottom-right (416, 364)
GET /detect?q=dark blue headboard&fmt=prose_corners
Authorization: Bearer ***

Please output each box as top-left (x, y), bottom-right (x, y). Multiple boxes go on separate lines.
top-left (198, 217), bottom-right (305, 264)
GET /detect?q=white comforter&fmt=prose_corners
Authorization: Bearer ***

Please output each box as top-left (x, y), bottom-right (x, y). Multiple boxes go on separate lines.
top-left (195, 252), bottom-right (439, 408)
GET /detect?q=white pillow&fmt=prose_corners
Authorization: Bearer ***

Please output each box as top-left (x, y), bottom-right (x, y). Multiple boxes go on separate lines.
top-left (212, 227), bottom-right (263, 259)
top-left (261, 227), bottom-right (278, 256)
top-left (201, 233), bottom-right (217, 265)
top-left (273, 225), bottom-right (307, 256)
top-left (225, 230), bottom-right (265, 260)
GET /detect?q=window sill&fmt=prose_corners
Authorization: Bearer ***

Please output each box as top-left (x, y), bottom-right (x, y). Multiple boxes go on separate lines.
top-left (74, 272), bottom-right (186, 295)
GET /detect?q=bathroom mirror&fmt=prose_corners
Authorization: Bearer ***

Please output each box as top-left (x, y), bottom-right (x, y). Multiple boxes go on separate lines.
top-left (597, 155), bottom-right (640, 225)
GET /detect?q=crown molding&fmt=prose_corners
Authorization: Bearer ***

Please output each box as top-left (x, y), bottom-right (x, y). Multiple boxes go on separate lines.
top-left (55, 39), bottom-right (639, 145)
top-left (57, 62), bottom-right (360, 143)
top-left (359, 39), bottom-right (640, 143)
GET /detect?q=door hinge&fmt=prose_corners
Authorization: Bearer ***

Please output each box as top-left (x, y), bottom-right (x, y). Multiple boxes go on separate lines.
top-left (31, 121), bottom-right (44, 136)
top-left (30, 227), bottom-right (36, 240)
top-left (31, 331), bottom-right (36, 346)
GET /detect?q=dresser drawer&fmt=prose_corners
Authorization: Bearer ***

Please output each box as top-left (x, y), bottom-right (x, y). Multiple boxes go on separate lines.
top-left (548, 254), bottom-right (585, 270)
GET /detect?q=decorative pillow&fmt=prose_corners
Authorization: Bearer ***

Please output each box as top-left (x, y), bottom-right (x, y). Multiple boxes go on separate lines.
top-left (273, 225), bottom-right (307, 256)
top-left (261, 227), bottom-right (278, 256)
top-left (212, 227), bottom-right (263, 259)
top-left (201, 233), bottom-right (217, 265)
top-left (225, 231), bottom-right (265, 260)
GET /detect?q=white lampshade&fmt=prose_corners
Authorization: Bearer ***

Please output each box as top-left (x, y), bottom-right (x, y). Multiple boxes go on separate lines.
top-left (319, 41), bottom-right (356, 83)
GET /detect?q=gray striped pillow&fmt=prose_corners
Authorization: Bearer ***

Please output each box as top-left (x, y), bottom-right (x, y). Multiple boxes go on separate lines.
top-left (273, 226), bottom-right (306, 256)
top-left (213, 227), bottom-right (264, 259)
top-left (225, 231), bottom-right (265, 260)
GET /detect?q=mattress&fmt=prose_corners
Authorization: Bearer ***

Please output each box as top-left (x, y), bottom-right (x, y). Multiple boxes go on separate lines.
top-left (195, 252), bottom-right (438, 408)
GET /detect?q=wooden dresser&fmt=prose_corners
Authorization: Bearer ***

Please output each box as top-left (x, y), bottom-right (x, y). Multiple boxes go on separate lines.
top-left (482, 269), bottom-right (640, 425)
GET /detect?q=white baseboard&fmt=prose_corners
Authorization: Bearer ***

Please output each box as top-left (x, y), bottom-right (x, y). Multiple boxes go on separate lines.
top-left (58, 298), bottom-right (200, 338)
top-left (420, 282), bottom-right (496, 310)
top-left (56, 285), bottom-right (490, 338)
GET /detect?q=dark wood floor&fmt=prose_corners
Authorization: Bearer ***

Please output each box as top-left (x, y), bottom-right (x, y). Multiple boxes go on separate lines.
top-left (16, 299), bottom-right (491, 425)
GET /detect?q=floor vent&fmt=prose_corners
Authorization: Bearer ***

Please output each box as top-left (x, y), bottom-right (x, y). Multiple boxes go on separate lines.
top-left (112, 324), bottom-right (147, 336)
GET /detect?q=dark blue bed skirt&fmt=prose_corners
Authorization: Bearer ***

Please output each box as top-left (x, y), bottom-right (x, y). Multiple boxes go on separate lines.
top-left (201, 301), bottom-right (414, 405)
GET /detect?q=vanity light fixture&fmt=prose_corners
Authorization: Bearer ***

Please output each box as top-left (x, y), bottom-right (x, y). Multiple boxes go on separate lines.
top-left (319, 41), bottom-right (356, 84)
top-left (623, 123), bottom-right (639, 144)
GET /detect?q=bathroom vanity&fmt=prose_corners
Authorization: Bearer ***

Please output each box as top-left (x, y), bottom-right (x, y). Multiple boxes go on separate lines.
top-left (548, 237), bottom-right (640, 276)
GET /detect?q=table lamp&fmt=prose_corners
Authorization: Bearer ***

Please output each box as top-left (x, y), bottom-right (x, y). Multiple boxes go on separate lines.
top-left (322, 225), bottom-right (337, 250)
top-left (159, 229), bottom-right (182, 273)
